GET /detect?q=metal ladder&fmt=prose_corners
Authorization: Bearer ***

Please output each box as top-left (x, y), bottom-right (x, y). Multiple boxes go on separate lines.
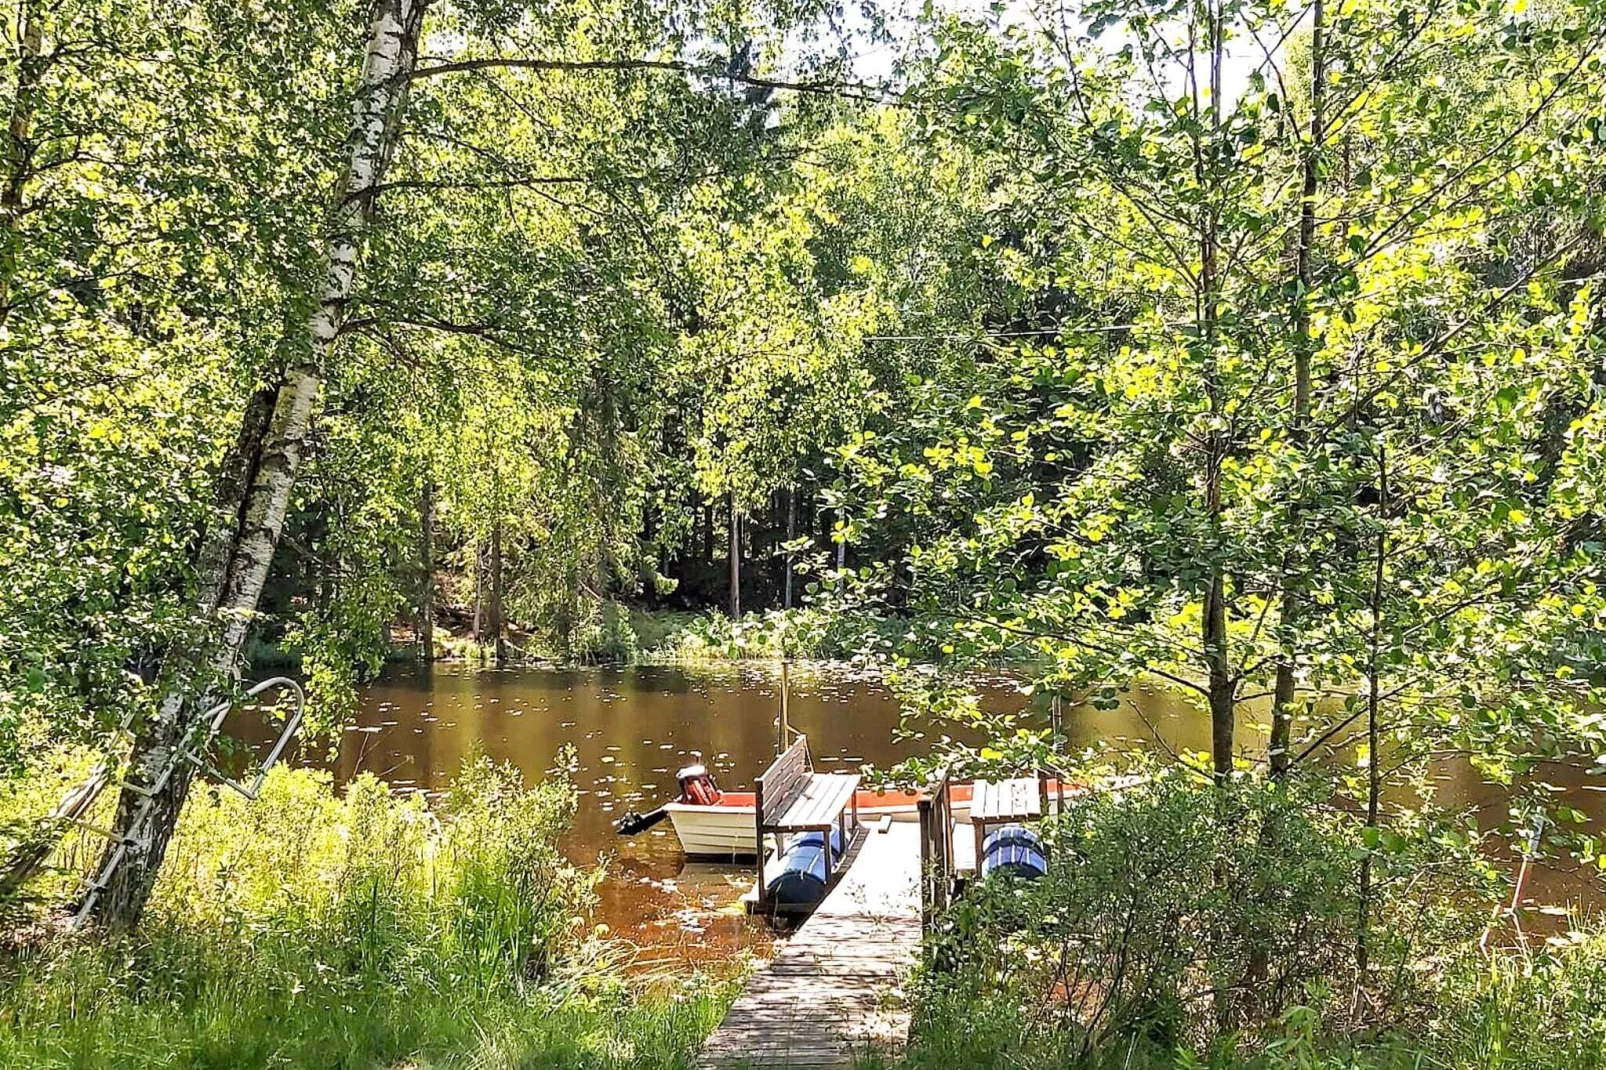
top-left (63, 676), bottom-right (306, 927)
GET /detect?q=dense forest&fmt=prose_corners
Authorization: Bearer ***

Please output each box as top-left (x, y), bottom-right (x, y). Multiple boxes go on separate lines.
top-left (3, 0), bottom-right (1606, 1065)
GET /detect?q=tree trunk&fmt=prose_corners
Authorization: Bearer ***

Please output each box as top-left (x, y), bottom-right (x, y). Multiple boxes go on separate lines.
top-left (1357, 447), bottom-right (1387, 972)
top-left (472, 541), bottom-right (483, 640)
top-left (490, 518), bottom-right (507, 665)
top-left (728, 495), bottom-right (741, 620)
top-left (834, 506), bottom-right (845, 588)
top-left (784, 485), bottom-right (795, 609)
top-left (84, 0), bottom-right (427, 930)
top-left (418, 477), bottom-right (434, 661)
top-left (0, 0), bottom-right (42, 324)
top-left (1270, 0), bottom-right (1325, 778)
top-left (193, 386), bottom-right (280, 614)
top-left (1196, 1), bottom-right (1234, 785)
top-left (1205, 569), bottom-right (1235, 781)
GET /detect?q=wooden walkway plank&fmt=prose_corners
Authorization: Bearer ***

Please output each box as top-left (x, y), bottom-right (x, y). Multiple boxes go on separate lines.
top-left (698, 821), bottom-right (922, 1069)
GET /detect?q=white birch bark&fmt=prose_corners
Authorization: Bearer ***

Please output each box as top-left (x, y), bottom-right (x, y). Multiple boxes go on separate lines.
top-left (213, 0), bottom-right (424, 663)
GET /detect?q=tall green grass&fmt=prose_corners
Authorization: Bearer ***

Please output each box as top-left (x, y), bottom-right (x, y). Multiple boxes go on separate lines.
top-left (0, 941), bottom-right (736, 1070)
top-left (893, 932), bottom-right (1606, 1070)
top-left (0, 757), bottom-right (737, 1069)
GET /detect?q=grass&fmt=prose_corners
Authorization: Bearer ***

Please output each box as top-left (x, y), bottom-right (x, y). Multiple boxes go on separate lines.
top-left (885, 935), bottom-right (1606, 1069)
top-left (0, 754), bottom-right (741, 1070)
top-left (0, 941), bottom-right (736, 1070)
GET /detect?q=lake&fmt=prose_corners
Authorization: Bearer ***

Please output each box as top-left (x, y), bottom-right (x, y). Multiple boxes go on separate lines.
top-left (337, 661), bottom-right (934, 968)
top-left (331, 662), bottom-right (1604, 967)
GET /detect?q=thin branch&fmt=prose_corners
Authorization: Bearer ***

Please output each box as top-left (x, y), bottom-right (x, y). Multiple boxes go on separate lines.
top-left (408, 56), bottom-right (900, 105)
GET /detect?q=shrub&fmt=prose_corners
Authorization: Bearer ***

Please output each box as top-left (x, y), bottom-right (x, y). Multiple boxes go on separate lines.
top-left (591, 601), bottom-right (642, 663)
top-left (643, 607), bottom-right (900, 662)
top-left (918, 768), bottom-right (1485, 1063)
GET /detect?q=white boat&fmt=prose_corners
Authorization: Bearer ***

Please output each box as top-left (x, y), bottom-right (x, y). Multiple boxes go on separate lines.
top-left (653, 780), bottom-right (991, 858)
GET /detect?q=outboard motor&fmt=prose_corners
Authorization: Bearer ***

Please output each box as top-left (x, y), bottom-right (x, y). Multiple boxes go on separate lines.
top-left (676, 764), bottom-right (722, 805)
top-left (616, 762), bottom-right (723, 837)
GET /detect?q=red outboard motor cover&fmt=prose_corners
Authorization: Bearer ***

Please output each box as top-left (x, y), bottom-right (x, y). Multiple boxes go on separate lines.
top-left (676, 764), bottom-right (721, 805)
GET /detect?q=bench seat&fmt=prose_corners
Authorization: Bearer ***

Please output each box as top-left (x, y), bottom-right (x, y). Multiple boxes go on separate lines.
top-left (971, 776), bottom-right (1043, 824)
top-left (772, 772), bottom-right (860, 831)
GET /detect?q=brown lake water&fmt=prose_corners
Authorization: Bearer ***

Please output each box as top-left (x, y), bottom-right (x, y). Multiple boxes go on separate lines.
top-left (327, 662), bottom-right (1605, 968)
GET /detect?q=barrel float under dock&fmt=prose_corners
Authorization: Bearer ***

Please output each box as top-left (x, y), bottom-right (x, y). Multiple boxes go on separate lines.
top-left (765, 827), bottom-right (845, 910)
top-left (980, 824), bottom-right (1047, 880)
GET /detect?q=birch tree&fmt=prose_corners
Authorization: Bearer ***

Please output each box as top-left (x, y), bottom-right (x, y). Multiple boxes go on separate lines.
top-left (9, 0), bottom-right (867, 922)
top-left (86, 0), bottom-right (428, 927)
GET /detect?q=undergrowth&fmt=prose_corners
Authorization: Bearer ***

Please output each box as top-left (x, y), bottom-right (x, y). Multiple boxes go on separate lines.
top-left (895, 768), bottom-right (1606, 1069)
top-left (0, 756), bottom-right (737, 1069)
top-left (639, 606), bottom-right (897, 663)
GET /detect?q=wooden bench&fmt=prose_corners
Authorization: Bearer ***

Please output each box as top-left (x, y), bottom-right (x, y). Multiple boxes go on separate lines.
top-left (754, 735), bottom-right (860, 910)
top-left (970, 774), bottom-right (1049, 872)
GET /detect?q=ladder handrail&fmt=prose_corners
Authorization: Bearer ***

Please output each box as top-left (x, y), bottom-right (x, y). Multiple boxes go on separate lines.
top-left (187, 676), bottom-right (306, 801)
top-left (69, 676), bottom-right (306, 926)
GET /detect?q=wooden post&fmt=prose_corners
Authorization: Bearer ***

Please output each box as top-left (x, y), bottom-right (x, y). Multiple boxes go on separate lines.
top-left (925, 790), bottom-right (937, 931)
top-left (918, 767), bottom-right (953, 936)
top-left (753, 773), bottom-right (767, 911)
top-left (1050, 694), bottom-right (1065, 813)
top-left (973, 775), bottom-right (988, 876)
top-left (778, 659), bottom-right (790, 753)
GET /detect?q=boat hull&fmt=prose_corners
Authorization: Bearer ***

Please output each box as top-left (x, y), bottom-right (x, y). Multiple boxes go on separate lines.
top-left (663, 802), bottom-right (764, 857)
top-left (663, 787), bottom-right (976, 858)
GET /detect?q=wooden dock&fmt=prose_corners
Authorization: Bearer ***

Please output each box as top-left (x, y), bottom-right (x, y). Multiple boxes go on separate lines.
top-left (697, 821), bottom-right (922, 1068)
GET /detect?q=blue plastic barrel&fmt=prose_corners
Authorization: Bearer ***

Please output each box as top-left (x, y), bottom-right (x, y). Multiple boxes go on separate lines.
top-left (794, 826), bottom-right (844, 858)
top-left (765, 827), bottom-right (845, 909)
top-left (982, 824), bottom-right (1041, 854)
top-left (981, 824), bottom-right (1047, 880)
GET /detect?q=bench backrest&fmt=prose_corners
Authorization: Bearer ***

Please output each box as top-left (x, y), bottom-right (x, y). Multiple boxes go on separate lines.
top-left (756, 735), bottom-right (812, 826)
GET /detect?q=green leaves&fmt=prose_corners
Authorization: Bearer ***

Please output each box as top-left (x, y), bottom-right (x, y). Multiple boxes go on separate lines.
top-left (809, 0), bottom-right (1606, 887)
